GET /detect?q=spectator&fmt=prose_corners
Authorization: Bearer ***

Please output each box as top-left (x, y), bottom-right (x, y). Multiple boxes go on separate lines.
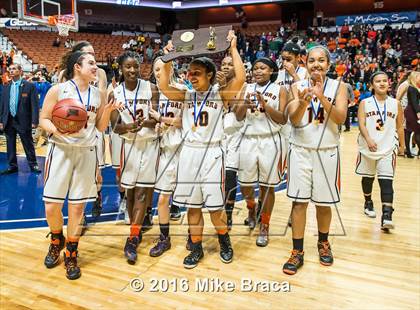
top-left (31, 70), bottom-right (51, 108)
top-left (0, 64), bottom-right (40, 175)
top-left (404, 72), bottom-right (420, 158)
top-left (255, 46), bottom-right (266, 59)
top-left (52, 37), bottom-right (61, 47)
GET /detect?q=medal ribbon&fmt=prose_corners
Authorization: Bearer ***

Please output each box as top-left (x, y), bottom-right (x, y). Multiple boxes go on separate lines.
top-left (70, 80), bottom-right (91, 110)
top-left (193, 86), bottom-right (213, 126)
top-left (253, 81), bottom-right (272, 110)
top-left (309, 78), bottom-right (328, 120)
top-left (373, 96), bottom-right (387, 126)
top-left (122, 80), bottom-right (140, 121)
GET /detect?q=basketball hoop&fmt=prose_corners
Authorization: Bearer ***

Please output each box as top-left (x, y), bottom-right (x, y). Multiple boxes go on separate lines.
top-left (48, 14), bottom-right (75, 37)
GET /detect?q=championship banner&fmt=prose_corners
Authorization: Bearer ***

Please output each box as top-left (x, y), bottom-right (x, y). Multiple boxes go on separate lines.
top-left (336, 11), bottom-right (418, 26)
top-left (161, 25), bottom-right (232, 62)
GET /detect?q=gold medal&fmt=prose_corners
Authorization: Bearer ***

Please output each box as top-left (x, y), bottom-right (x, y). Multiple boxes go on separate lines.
top-left (314, 119), bottom-right (319, 125)
top-left (255, 110), bottom-right (260, 116)
top-left (192, 125), bottom-right (197, 132)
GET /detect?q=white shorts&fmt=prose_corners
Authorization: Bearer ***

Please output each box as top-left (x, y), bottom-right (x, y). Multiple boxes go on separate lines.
top-left (110, 131), bottom-right (123, 169)
top-left (279, 123), bottom-right (291, 178)
top-left (155, 146), bottom-right (180, 194)
top-left (43, 143), bottom-right (98, 204)
top-left (287, 144), bottom-right (341, 206)
top-left (224, 131), bottom-right (242, 172)
top-left (172, 144), bottom-right (225, 210)
top-left (120, 138), bottom-right (159, 189)
top-left (96, 131), bottom-right (106, 169)
top-left (355, 151), bottom-right (396, 180)
top-left (238, 133), bottom-right (282, 187)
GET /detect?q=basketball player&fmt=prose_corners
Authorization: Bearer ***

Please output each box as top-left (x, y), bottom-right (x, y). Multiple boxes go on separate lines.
top-left (219, 55), bottom-right (245, 230)
top-left (40, 51), bottom-right (121, 280)
top-left (238, 57), bottom-right (287, 247)
top-left (109, 51), bottom-right (159, 264)
top-left (145, 56), bottom-right (183, 257)
top-left (275, 42), bottom-right (308, 227)
top-left (59, 41), bottom-right (107, 219)
top-left (159, 31), bottom-right (245, 268)
top-left (283, 45), bottom-right (348, 275)
top-left (356, 71), bottom-right (404, 231)
top-left (107, 79), bottom-right (129, 224)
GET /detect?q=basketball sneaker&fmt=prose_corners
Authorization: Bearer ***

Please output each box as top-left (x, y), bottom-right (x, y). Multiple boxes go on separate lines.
top-left (317, 241), bottom-right (334, 266)
top-left (364, 200), bottom-right (376, 218)
top-left (64, 244), bottom-right (81, 280)
top-left (218, 233), bottom-right (233, 263)
top-left (44, 232), bottom-right (65, 268)
top-left (91, 191), bottom-right (103, 218)
top-left (183, 242), bottom-right (204, 269)
top-left (170, 204), bottom-right (181, 221)
top-left (149, 234), bottom-right (171, 257)
top-left (282, 250), bottom-right (304, 275)
top-left (256, 223), bottom-right (269, 247)
top-left (381, 206), bottom-right (394, 230)
top-left (124, 236), bottom-right (140, 265)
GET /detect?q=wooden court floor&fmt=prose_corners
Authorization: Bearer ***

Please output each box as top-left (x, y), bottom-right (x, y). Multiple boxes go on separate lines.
top-left (0, 130), bottom-right (419, 309)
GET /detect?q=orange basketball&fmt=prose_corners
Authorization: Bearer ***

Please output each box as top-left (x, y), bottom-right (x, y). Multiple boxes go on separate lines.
top-left (52, 98), bottom-right (88, 134)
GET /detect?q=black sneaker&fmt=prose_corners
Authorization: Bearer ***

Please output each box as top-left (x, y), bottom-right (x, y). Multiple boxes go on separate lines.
top-left (91, 191), bottom-right (103, 218)
top-left (317, 241), bottom-right (334, 266)
top-left (381, 206), bottom-right (395, 230)
top-left (44, 232), bottom-right (65, 268)
top-left (183, 242), bottom-right (204, 269)
top-left (364, 200), bottom-right (376, 218)
top-left (64, 248), bottom-right (81, 280)
top-left (218, 233), bottom-right (233, 263)
top-left (283, 250), bottom-right (304, 275)
top-left (142, 211), bottom-right (153, 232)
top-left (124, 236), bottom-right (140, 265)
top-left (170, 204), bottom-right (181, 221)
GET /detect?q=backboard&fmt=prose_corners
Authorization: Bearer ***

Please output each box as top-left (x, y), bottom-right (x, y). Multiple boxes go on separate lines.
top-left (17, 0), bottom-right (78, 32)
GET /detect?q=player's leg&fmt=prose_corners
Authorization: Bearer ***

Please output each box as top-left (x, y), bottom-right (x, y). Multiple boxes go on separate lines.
top-left (225, 169), bottom-right (237, 230)
top-left (124, 186), bottom-right (148, 264)
top-left (209, 208), bottom-right (234, 264)
top-left (183, 208), bottom-right (205, 269)
top-left (355, 152), bottom-right (376, 217)
top-left (149, 193), bottom-right (171, 257)
top-left (256, 186), bottom-right (275, 247)
top-left (283, 201), bottom-right (307, 275)
top-left (64, 202), bottom-right (86, 280)
top-left (44, 202), bottom-right (66, 269)
top-left (377, 152), bottom-right (396, 231)
top-left (315, 205), bottom-right (333, 266)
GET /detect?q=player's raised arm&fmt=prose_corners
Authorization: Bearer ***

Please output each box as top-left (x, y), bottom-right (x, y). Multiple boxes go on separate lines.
top-left (220, 30), bottom-right (246, 104)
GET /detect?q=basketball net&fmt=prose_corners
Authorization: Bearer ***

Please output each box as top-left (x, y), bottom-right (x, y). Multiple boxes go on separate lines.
top-left (48, 15), bottom-right (75, 37)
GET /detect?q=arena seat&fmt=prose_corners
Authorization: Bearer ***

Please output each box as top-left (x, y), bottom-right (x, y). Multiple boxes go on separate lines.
top-left (2, 29), bottom-right (136, 71)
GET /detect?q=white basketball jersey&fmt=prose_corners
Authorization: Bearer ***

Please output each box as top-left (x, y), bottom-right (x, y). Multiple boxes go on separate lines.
top-left (51, 80), bottom-right (101, 147)
top-left (114, 79), bottom-right (156, 141)
top-left (158, 92), bottom-right (183, 149)
top-left (358, 96), bottom-right (399, 159)
top-left (275, 66), bottom-right (308, 90)
top-left (242, 82), bottom-right (282, 136)
top-left (182, 85), bottom-right (224, 145)
top-left (290, 78), bottom-right (341, 149)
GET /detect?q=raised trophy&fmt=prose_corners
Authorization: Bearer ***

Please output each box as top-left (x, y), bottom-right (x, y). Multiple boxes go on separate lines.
top-left (161, 25), bottom-right (232, 62)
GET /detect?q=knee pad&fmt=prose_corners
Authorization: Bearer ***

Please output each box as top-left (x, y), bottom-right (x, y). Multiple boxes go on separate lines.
top-left (225, 170), bottom-right (238, 202)
top-left (362, 177), bottom-right (374, 194)
top-left (378, 178), bottom-right (394, 204)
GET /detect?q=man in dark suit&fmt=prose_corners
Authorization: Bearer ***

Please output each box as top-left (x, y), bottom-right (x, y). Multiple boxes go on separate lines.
top-left (0, 64), bottom-right (41, 174)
